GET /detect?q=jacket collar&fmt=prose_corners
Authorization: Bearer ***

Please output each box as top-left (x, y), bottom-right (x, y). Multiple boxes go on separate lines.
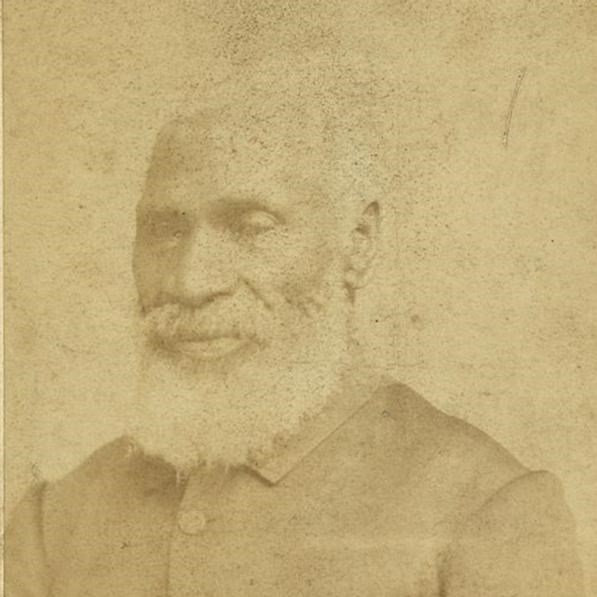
top-left (122, 362), bottom-right (386, 490)
top-left (246, 364), bottom-right (385, 485)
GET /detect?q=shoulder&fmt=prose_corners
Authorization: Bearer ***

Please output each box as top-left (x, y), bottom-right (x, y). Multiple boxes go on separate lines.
top-left (368, 380), bottom-right (527, 476)
top-left (40, 437), bottom-right (175, 556)
top-left (8, 438), bottom-right (134, 529)
top-left (352, 381), bottom-right (530, 515)
top-left (352, 381), bottom-right (584, 593)
top-left (40, 438), bottom-right (132, 529)
top-left (5, 438), bottom-right (138, 586)
top-left (42, 434), bottom-right (177, 509)
top-left (43, 437), bottom-right (135, 509)
top-left (440, 470), bottom-right (585, 595)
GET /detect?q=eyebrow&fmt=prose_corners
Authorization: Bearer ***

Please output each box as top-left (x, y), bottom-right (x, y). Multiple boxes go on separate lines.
top-left (136, 195), bottom-right (288, 224)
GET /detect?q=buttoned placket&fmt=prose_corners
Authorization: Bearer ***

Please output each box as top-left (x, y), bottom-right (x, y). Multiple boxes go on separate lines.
top-left (168, 464), bottom-right (234, 596)
top-left (166, 372), bottom-right (386, 596)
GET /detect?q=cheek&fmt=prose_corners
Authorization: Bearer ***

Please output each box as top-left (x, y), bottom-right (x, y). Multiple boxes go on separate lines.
top-left (282, 247), bottom-right (337, 299)
top-left (244, 226), bottom-right (342, 301)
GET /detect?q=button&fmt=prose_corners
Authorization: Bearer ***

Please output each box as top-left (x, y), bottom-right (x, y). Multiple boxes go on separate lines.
top-left (177, 508), bottom-right (208, 535)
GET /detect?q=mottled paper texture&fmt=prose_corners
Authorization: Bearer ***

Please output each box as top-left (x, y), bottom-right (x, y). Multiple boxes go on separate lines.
top-left (4, 1), bottom-right (596, 595)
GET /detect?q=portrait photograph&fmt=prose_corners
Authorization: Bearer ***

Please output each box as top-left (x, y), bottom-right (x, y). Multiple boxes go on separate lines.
top-left (3, 1), bottom-right (597, 595)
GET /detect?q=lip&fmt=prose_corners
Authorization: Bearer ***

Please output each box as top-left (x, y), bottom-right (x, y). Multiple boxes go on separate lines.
top-left (163, 336), bottom-right (250, 361)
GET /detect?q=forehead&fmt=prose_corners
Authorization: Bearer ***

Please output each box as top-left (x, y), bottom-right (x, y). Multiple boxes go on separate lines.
top-left (142, 102), bottom-right (333, 214)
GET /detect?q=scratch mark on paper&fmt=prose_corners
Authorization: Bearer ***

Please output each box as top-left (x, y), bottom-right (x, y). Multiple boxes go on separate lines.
top-left (503, 67), bottom-right (527, 148)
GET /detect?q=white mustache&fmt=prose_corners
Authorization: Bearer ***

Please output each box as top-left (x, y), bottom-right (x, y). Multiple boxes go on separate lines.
top-left (140, 283), bottom-right (331, 350)
top-left (142, 302), bottom-right (266, 343)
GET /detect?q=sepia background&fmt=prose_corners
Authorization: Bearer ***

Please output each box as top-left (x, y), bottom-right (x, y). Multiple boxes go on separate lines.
top-left (4, 1), bottom-right (597, 592)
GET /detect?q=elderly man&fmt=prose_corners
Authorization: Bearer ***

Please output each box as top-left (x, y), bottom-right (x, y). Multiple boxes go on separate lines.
top-left (6, 54), bottom-right (584, 596)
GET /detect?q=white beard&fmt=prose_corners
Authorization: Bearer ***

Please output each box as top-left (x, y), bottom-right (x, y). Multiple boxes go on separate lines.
top-left (128, 276), bottom-right (352, 473)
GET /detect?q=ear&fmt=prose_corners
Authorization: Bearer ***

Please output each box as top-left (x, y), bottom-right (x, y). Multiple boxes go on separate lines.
top-left (343, 201), bottom-right (381, 291)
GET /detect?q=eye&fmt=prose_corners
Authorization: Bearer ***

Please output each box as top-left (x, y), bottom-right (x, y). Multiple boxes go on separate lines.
top-left (237, 210), bottom-right (279, 236)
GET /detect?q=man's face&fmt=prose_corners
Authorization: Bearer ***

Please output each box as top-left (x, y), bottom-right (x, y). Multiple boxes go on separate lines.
top-left (134, 112), bottom-right (345, 367)
top-left (129, 110), bottom-right (355, 470)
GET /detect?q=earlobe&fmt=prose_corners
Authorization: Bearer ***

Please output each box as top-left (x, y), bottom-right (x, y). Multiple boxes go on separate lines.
top-left (344, 201), bottom-right (381, 291)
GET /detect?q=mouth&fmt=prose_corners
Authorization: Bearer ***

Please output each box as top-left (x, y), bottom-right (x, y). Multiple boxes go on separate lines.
top-left (158, 335), bottom-right (251, 361)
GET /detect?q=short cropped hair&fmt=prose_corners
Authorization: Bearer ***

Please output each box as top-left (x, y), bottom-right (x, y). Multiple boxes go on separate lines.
top-left (148, 50), bottom-right (396, 229)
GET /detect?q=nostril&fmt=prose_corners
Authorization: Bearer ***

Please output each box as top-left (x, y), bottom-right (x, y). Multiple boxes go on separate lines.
top-left (170, 267), bottom-right (240, 309)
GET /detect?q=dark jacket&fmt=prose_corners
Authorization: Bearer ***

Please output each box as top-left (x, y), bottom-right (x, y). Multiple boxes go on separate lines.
top-left (5, 382), bottom-right (585, 596)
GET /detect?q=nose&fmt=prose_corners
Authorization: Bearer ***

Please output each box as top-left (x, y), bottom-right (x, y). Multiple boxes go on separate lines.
top-left (166, 228), bottom-right (239, 307)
